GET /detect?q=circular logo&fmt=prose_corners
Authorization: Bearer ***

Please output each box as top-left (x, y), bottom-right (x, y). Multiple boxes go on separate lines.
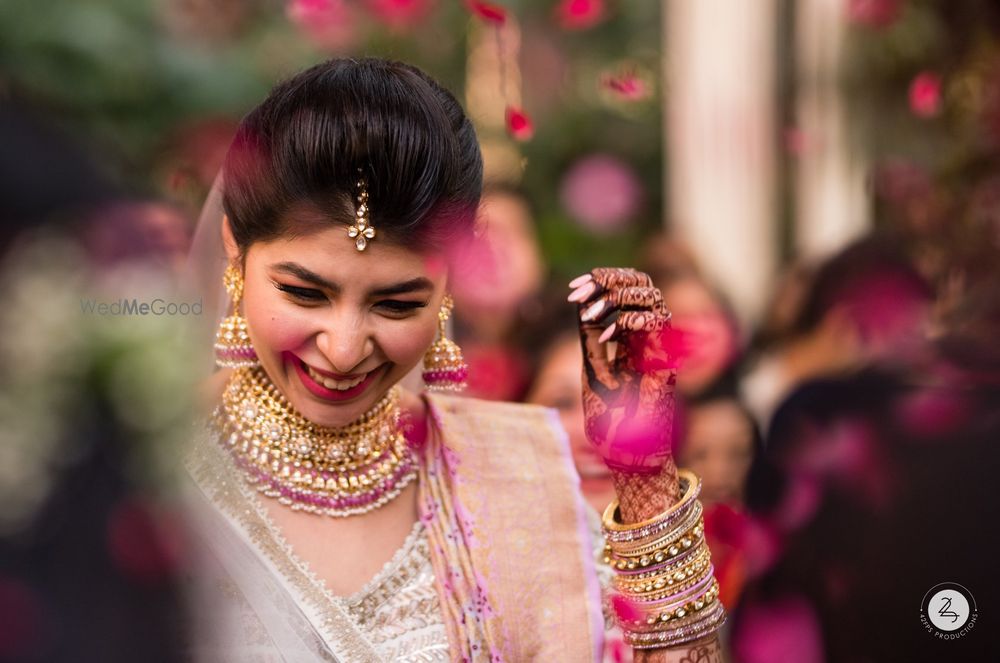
top-left (921, 583), bottom-right (978, 640)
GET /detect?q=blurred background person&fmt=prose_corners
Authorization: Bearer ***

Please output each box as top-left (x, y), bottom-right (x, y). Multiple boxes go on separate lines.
top-left (741, 235), bottom-right (933, 433)
top-left (452, 184), bottom-right (547, 401)
top-left (526, 327), bottom-right (616, 515)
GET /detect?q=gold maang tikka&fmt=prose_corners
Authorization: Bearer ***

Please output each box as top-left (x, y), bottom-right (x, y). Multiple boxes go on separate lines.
top-left (348, 171), bottom-right (375, 251)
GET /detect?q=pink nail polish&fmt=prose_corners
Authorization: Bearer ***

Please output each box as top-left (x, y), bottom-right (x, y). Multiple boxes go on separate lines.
top-left (598, 322), bottom-right (616, 343)
top-left (569, 274), bottom-right (593, 289)
top-left (567, 281), bottom-right (596, 303)
top-left (581, 299), bottom-right (605, 322)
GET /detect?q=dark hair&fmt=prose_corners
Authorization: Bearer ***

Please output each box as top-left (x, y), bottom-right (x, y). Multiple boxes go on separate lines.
top-left (790, 235), bottom-right (932, 336)
top-left (222, 58), bottom-right (483, 254)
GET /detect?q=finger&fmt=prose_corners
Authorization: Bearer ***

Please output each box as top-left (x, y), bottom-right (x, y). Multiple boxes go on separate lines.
top-left (590, 268), bottom-right (654, 291)
top-left (617, 310), bottom-right (670, 334)
top-left (580, 297), bottom-right (608, 323)
top-left (610, 286), bottom-right (664, 312)
top-left (567, 280), bottom-right (599, 303)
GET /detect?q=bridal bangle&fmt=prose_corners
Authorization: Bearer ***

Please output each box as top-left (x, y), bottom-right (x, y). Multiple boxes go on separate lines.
top-left (601, 469), bottom-right (727, 650)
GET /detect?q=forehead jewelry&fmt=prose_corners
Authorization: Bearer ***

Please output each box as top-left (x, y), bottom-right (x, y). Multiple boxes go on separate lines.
top-left (348, 171), bottom-right (375, 251)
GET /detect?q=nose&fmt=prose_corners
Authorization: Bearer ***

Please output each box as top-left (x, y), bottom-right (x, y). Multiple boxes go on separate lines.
top-left (314, 308), bottom-right (375, 374)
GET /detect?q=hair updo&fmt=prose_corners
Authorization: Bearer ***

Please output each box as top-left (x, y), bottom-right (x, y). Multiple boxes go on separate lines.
top-left (222, 58), bottom-right (483, 255)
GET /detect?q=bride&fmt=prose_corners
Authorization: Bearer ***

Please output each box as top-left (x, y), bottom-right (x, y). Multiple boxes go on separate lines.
top-left (184, 57), bottom-right (726, 662)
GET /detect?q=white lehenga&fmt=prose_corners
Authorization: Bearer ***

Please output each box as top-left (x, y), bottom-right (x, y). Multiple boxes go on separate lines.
top-left (183, 428), bottom-right (450, 662)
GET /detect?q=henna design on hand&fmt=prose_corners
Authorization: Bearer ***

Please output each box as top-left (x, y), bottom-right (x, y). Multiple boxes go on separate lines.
top-left (570, 268), bottom-right (680, 519)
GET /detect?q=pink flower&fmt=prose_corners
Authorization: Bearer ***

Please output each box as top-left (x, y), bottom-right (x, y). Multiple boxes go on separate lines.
top-left (106, 498), bottom-right (186, 585)
top-left (559, 154), bottom-right (643, 233)
top-left (364, 0), bottom-right (434, 29)
top-left (909, 71), bottom-right (942, 118)
top-left (505, 105), bottom-right (534, 141)
top-left (846, 0), bottom-right (902, 29)
top-left (286, 0), bottom-right (358, 50)
top-left (465, 0), bottom-right (506, 25)
top-left (610, 594), bottom-right (644, 623)
top-left (733, 595), bottom-right (825, 663)
top-left (602, 70), bottom-right (649, 101)
top-left (555, 0), bottom-right (606, 31)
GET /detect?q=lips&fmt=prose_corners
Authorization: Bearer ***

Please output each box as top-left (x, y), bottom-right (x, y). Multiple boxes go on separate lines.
top-left (290, 354), bottom-right (382, 402)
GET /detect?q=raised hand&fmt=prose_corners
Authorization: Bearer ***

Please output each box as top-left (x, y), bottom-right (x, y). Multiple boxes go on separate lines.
top-left (571, 269), bottom-right (722, 661)
top-left (568, 268), bottom-right (680, 520)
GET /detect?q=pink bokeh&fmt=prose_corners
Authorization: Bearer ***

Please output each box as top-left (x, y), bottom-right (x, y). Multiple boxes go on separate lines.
top-left (560, 154), bottom-right (642, 234)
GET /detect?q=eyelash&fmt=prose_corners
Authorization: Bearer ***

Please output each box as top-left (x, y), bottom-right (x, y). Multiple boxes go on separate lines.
top-left (274, 283), bottom-right (427, 313)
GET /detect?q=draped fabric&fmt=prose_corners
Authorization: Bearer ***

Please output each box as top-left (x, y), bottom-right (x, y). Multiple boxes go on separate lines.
top-left (182, 393), bottom-right (606, 662)
top-left (417, 393), bottom-right (606, 662)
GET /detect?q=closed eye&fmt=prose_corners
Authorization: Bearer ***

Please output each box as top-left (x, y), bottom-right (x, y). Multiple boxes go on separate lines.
top-left (274, 283), bottom-right (325, 301)
top-left (377, 300), bottom-right (427, 313)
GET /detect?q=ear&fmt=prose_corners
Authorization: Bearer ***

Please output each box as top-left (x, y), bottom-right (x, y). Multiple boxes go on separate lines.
top-left (221, 214), bottom-right (240, 263)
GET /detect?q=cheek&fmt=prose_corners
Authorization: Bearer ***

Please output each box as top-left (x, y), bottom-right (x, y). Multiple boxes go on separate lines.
top-left (243, 291), bottom-right (317, 355)
top-left (375, 317), bottom-right (438, 367)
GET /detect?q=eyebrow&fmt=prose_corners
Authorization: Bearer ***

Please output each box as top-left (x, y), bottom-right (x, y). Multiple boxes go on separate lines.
top-left (270, 262), bottom-right (434, 297)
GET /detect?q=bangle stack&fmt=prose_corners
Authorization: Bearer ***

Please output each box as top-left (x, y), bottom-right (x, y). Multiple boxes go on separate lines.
top-left (601, 469), bottom-right (727, 650)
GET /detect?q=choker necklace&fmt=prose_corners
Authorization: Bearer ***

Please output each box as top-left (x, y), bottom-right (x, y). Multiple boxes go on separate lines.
top-left (212, 366), bottom-right (417, 517)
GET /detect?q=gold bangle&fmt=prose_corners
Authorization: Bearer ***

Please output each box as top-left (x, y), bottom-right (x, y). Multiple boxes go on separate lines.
top-left (613, 547), bottom-right (712, 595)
top-left (602, 469), bottom-right (701, 542)
top-left (610, 506), bottom-right (704, 558)
top-left (605, 517), bottom-right (705, 570)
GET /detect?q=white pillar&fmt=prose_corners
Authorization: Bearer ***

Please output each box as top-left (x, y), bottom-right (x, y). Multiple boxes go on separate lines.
top-left (794, 0), bottom-right (869, 260)
top-left (664, 0), bottom-right (779, 322)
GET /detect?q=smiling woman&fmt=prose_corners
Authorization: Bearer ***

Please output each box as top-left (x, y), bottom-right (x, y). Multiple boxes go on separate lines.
top-left (184, 58), bottom-right (725, 663)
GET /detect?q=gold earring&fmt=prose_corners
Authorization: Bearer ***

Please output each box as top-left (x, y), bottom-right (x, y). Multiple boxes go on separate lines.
top-left (422, 294), bottom-right (468, 392)
top-left (214, 264), bottom-right (259, 368)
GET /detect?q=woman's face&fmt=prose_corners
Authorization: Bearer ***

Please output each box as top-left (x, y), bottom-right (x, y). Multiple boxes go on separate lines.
top-left (226, 219), bottom-right (447, 428)
top-left (678, 399), bottom-right (755, 507)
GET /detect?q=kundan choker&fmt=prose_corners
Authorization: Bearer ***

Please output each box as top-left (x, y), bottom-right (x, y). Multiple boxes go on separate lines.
top-left (212, 366), bottom-right (417, 517)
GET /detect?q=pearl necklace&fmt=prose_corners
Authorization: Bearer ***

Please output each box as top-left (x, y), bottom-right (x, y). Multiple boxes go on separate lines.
top-left (212, 366), bottom-right (417, 517)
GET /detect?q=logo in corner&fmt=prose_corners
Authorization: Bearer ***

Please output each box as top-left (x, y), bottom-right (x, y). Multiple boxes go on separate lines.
top-left (920, 582), bottom-right (977, 640)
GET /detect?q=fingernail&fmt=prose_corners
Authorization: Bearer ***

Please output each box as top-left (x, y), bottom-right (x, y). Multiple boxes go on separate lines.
top-left (581, 299), bottom-right (605, 322)
top-left (567, 281), bottom-right (596, 303)
top-left (598, 322), bottom-right (617, 343)
top-left (569, 274), bottom-right (593, 289)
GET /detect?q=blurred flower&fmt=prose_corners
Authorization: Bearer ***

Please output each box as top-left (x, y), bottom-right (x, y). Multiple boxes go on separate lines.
top-left (894, 387), bottom-right (971, 439)
top-left (846, 0), bottom-right (903, 29)
top-left (909, 71), bottom-right (942, 118)
top-left (364, 0), bottom-right (435, 29)
top-left (286, 0), bottom-right (359, 51)
top-left (466, 0), bottom-right (507, 25)
top-left (559, 154), bottom-right (642, 234)
top-left (166, 118), bottom-right (238, 191)
top-left (0, 577), bottom-right (42, 659)
top-left (601, 70), bottom-right (649, 102)
top-left (555, 0), bottom-right (606, 31)
top-left (872, 158), bottom-right (932, 204)
top-left (611, 593), bottom-right (644, 623)
top-left (107, 498), bottom-right (186, 586)
top-left (733, 595), bottom-right (825, 663)
top-left (505, 106), bottom-right (534, 141)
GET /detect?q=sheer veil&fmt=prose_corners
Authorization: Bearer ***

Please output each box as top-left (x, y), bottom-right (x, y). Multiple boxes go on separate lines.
top-left (183, 170), bottom-right (229, 373)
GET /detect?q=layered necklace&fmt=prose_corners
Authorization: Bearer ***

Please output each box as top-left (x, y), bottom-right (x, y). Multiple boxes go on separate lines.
top-left (211, 366), bottom-right (417, 517)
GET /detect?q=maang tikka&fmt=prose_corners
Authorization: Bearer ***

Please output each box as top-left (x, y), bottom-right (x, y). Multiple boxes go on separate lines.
top-left (348, 171), bottom-right (376, 251)
top-left (214, 262), bottom-right (259, 368)
top-left (422, 294), bottom-right (468, 392)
